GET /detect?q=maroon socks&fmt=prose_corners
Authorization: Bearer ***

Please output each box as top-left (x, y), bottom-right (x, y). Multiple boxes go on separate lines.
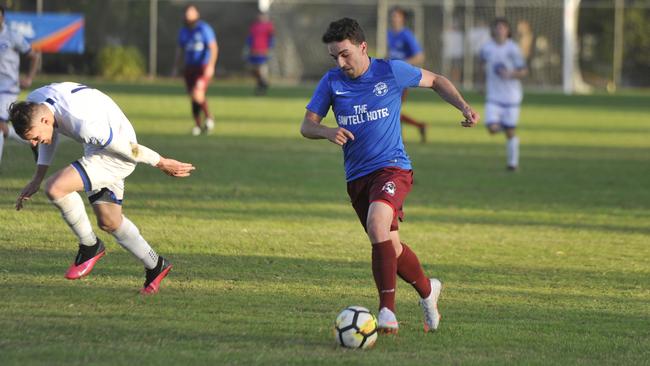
top-left (371, 240), bottom-right (397, 312)
top-left (397, 242), bottom-right (432, 299)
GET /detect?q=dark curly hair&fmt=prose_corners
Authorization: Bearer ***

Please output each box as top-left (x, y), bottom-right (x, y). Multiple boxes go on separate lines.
top-left (491, 17), bottom-right (512, 38)
top-left (8, 101), bottom-right (40, 138)
top-left (322, 18), bottom-right (366, 45)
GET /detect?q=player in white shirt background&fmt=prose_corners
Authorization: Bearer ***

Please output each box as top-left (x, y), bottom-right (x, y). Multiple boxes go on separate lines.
top-left (480, 18), bottom-right (528, 171)
top-left (10, 82), bottom-right (195, 294)
top-left (0, 5), bottom-right (40, 167)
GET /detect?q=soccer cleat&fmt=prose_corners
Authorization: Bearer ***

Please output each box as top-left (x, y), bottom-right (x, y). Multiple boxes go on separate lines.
top-left (420, 278), bottom-right (443, 332)
top-left (140, 256), bottom-right (172, 295)
top-left (191, 126), bottom-right (201, 136)
top-left (65, 239), bottom-right (106, 280)
top-left (377, 307), bottom-right (399, 334)
top-left (506, 165), bottom-right (518, 172)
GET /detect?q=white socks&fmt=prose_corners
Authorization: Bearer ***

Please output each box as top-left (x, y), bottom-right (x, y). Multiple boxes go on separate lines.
top-left (50, 192), bottom-right (97, 246)
top-left (51, 193), bottom-right (159, 269)
top-left (507, 136), bottom-right (519, 168)
top-left (111, 216), bottom-right (159, 269)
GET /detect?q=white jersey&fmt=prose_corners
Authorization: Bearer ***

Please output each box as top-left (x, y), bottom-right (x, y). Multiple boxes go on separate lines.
top-left (480, 39), bottom-right (525, 105)
top-left (27, 82), bottom-right (137, 166)
top-left (0, 23), bottom-right (31, 95)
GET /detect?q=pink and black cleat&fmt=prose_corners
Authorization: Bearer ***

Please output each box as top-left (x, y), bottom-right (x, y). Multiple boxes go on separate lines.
top-left (64, 239), bottom-right (106, 280)
top-left (140, 257), bottom-right (172, 295)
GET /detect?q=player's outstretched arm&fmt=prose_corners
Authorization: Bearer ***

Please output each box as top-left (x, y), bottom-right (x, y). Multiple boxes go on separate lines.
top-left (16, 164), bottom-right (49, 210)
top-left (300, 110), bottom-right (354, 146)
top-left (419, 69), bottom-right (480, 127)
top-left (103, 136), bottom-right (194, 177)
top-left (155, 157), bottom-right (195, 177)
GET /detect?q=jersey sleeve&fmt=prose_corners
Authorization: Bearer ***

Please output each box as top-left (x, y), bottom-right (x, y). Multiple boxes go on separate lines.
top-left (389, 60), bottom-right (422, 89)
top-left (202, 23), bottom-right (217, 43)
top-left (36, 131), bottom-right (59, 166)
top-left (305, 73), bottom-right (332, 118)
top-left (404, 30), bottom-right (423, 58)
top-left (510, 43), bottom-right (526, 69)
top-left (13, 31), bottom-right (32, 54)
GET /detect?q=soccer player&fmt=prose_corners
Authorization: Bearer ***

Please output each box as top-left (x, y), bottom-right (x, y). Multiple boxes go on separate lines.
top-left (10, 82), bottom-right (195, 294)
top-left (173, 4), bottom-right (218, 136)
top-left (300, 18), bottom-right (479, 333)
top-left (246, 12), bottom-right (274, 95)
top-left (387, 7), bottom-right (428, 143)
top-left (479, 18), bottom-right (528, 171)
top-left (0, 5), bottom-right (41, 166)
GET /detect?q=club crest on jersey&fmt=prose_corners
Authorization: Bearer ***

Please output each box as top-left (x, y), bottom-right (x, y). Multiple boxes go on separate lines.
top-left (373, 82), bottom-right (388, 96)
top-left (382, 181), bottom-right (397, 196)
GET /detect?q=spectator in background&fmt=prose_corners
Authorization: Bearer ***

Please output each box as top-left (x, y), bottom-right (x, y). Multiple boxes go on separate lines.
top-left (387, 6), bottom-right (427, 143)
top-left (516, 19), bottom-right (534, 62)
top-left (469, 18), bottom-right (491, 58)
top-left (0, 5), bottom-right (40, 167)
top-left (468, 18), bottom-right (491, 88)
top-left (246, 12), bottom-right (274, 96)
top-left (173, 4), bottom-right (218, 136)
top-left (442, 20), bottom-right (464, 84)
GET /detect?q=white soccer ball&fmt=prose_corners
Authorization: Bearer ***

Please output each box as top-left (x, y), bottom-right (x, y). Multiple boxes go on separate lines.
top-left (334, 306), bottom-right (378, 349)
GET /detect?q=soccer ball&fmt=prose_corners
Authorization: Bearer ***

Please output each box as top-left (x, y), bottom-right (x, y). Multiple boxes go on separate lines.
top-left (334, 306), bottom-right (378, 349)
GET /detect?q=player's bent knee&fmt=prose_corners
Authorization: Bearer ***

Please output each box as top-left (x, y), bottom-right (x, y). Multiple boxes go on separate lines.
top-left (44, 178), bottom-right (67, 200)
top-left (97, 216), bottom-right (121, 233)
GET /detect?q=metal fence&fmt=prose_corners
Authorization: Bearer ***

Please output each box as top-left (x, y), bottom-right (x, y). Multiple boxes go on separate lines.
top-left (9, 0), bottom-right (650, 91)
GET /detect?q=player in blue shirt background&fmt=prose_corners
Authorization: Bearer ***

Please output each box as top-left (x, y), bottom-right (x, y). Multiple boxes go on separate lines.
top-left (173, 4), bottom-right (219, 136)
top-left (301, 18), bottom-right (479, 334)
top-left (387, 7), bottom-right (428, 143)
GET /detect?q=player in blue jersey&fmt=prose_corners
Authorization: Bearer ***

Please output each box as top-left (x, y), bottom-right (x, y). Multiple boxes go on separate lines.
top-left (301, 18), bottom-right (479, 334)
top-left (173, 4), bottom-right (219, 136)
top-left (387, 6), bottom-right (428, 143)
top-left (480, 18), bottom-right (528, 171)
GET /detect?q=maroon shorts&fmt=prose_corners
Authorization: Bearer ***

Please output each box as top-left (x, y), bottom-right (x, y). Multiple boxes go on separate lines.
top-left (184, 65), bottom-right (210, 92)
top-left (347, 167), bottom-right (413, 232)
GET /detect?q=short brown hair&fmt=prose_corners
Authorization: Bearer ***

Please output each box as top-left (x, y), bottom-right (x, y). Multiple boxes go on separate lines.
top-left (322, 18), bottom-right (366, 45)
top-left (8, 101), bottom-right (40, 138)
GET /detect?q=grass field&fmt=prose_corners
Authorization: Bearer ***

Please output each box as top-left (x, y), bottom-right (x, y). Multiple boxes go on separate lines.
top-left (0, 78), bottom-right (648, 365)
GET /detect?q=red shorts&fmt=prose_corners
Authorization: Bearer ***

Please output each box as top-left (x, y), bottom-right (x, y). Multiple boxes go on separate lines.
top-left (184, 65), bottom-right (211, 92)
top-left (347, 167), bottom-right (413, 232)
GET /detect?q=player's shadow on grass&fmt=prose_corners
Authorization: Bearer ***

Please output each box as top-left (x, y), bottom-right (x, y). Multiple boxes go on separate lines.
top-left (2, 247), bottom-right (646, 299)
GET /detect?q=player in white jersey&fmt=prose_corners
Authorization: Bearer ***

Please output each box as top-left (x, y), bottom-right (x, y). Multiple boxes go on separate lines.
top-left (479, 18), bottom-right (528, 171)
top-left (0, 6), bottom-right (40, 167)
top-left (10, 82), bottom-right (195, 295)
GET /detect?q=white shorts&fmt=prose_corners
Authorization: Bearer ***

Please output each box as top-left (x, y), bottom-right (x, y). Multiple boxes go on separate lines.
top-left (485, 102), bottom-right (520, 128)
top-left (0, 93), bottom-right (18, 121)
top-left (71, 151), bottom-right (136, 205)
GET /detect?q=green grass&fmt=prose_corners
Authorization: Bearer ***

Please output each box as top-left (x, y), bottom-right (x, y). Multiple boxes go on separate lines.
top-left (1, 78), bottom-right (649, 365)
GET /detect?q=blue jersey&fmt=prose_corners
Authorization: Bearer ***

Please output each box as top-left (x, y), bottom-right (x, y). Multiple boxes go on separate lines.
top-left (387, 28), bottom-right (422, 60)
top-left (307, 58), bottom-right (422, 181)
top-left (178, 21), bottom-right (217, 66)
